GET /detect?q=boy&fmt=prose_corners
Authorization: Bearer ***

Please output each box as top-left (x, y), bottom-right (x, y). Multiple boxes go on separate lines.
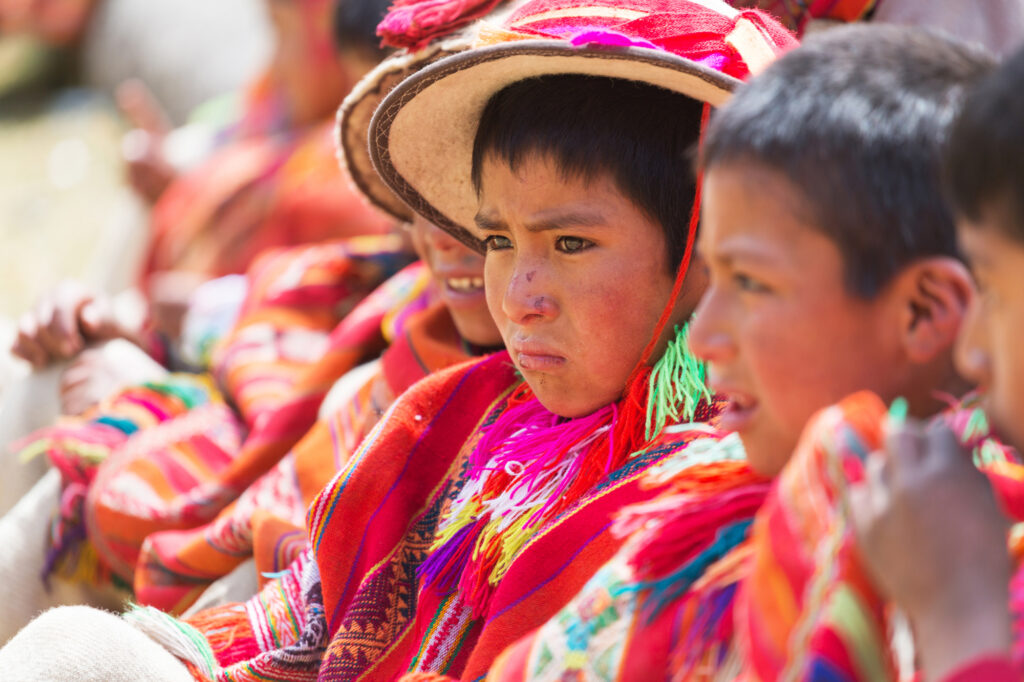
top-left (849, 42), bottom-right (1024, 682)
top-left (485, 24), bottom-right (993, 681)
top-left (0, 0), bottom-right (795, 678)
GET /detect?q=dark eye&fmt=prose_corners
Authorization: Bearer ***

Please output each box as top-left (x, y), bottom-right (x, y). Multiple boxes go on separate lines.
top-left (556, 236), bottom-right (592, 253)
top-left (483, 235), bottom-right (512, 251)
top-left (734, 272), bottom-right (769, 293)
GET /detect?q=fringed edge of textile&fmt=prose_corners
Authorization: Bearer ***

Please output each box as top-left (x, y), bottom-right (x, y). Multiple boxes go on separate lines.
top-left (418, 325), bottom-right (716, 615)
top-left (645, 323), bottom-right (710, 441)
top-left (126, 604), bottom-right (222, 681)
top-left (606, 440), bottom-right (771, 678)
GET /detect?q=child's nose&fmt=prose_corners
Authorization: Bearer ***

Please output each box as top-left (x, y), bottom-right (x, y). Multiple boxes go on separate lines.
top-left (502, 263), bottom-right (556, 324)
top-left (687, 288), bottom-right (733, 363)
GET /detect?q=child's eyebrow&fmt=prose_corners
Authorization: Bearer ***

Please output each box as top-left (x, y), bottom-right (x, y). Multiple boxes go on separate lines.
top-left (525, 210), bottom-right (608, 232)
top-left (474, 212), bottom-right (507, 232)
top-left (473, 209), bottom-right (608, 233)
top-left (708, 241), bottom-right (783, 268)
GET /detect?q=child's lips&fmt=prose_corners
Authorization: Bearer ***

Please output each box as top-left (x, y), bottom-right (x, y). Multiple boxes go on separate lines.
top-left (438, 274), bottom-right (486, 307)
top-left (511, 340), bottom-right (567, 372)
top-left (717, 393), bottom-right (758, 433)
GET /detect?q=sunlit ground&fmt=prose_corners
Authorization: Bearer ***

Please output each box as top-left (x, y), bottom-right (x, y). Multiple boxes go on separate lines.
top-left (0, 88), bottom-right (128, 319)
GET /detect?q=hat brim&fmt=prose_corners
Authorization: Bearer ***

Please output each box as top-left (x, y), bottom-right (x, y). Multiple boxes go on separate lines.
top-left (370, 40), bottom-right (741, 252)
top-left (336, 44), bottom-right (460, 223)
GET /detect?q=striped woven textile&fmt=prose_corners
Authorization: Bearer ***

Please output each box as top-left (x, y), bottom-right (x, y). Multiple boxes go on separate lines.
top-left (129, 350), bottom-right (729, 681)
top-left (134, 302), bottom-right (484, 612)
top-left (736, 392), bottom-right (1024, 682)
top-left (472, 393), bottom-right (1024, 682)
top-left (482, 432), bottom-right (768, 682)
top-left (17, 239), bottom-right (421, 594)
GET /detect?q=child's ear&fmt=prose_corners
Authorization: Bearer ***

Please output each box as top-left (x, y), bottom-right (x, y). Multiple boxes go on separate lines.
top-left (897, 258), bottom-right (974, 363)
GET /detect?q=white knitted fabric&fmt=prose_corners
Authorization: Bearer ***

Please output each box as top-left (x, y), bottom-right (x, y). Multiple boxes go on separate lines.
top-left (0, 606), bottom-right (192, 681)
top-left (0, 471), bottom-right (127, 645)
top-left (0, 363), bottom-right (62, 515)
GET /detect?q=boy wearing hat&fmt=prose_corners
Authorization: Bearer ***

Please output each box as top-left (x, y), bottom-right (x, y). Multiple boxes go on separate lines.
top-left (485, 23), bottom-right (996, 682)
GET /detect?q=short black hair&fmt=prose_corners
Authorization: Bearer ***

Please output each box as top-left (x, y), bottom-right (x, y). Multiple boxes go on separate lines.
top-left (471, 75), bottom-right (704, 271)
top-left (701, 24), bottom-right (994, 297)
top-left (945, 44), bottom-right (1024, 243)
top-left (333, 0), bottom-right (393, 59)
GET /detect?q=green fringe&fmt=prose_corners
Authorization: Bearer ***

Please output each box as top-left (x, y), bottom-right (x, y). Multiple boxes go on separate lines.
top-left (646, 323), bottom-right (712, 441)
top-left (124, 604), bottom-right (219, 678)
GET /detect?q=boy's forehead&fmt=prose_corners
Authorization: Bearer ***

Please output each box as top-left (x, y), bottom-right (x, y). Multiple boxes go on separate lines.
top-left (696, 160), bottom-right (847, 282)
top-left (700, 161), bottom-right (827, 261)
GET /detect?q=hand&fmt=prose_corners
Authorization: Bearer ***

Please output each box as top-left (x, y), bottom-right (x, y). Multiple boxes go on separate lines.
top-left (850, 420), bottom-right (1013, 681)
top-left (117, 80), bottom-right (177, 203)
top-left (11, 281), bottom-right (135, 369)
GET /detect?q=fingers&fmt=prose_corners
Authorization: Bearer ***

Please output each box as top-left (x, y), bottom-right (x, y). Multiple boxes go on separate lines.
top-left (11, 313), bottom-right (46, 368)
top-left (79, 297), bottom-right (119, 339)
top-left (59, 355), bottom-right (98, 415)
top-left (116, 79), bottom-right (171, 136)
top-left (8, 282), bottom-right (113, 369)
top-left (38, 294), bottom-right (84, 358)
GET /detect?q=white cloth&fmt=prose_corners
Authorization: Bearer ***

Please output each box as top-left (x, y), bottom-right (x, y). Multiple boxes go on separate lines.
top-left (0, 606), bottom-right (192, 681)
top-left (81, 0), bottom-right (274, 125)
top-left (0, 363), bottom-right (62, 515)
top-left (0, 471), bottom-right (126, 645)
top-left (182, 557), bottom-right (260, 617)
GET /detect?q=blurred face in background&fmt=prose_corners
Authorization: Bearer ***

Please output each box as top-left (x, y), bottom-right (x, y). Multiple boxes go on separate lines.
top-left (407, 216), bottom-right (503, 348)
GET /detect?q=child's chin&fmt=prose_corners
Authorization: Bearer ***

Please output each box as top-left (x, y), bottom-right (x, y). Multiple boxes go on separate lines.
top-left (529, 384), bottom-right (611, 420)
top-left (738, 431), bottom-right (792, 478)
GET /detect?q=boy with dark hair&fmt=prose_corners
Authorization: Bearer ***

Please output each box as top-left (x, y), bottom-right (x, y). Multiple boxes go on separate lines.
top-left (848, 42), bottom-right (1024, 682)
top-left (485, 24), bottom-right (996, 681)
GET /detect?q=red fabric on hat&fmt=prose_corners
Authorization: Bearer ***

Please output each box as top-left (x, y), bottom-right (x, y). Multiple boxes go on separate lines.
top-left (507, 0), bottom-right (796, 79)
top-left (378, 0), bottom-right (506, 50)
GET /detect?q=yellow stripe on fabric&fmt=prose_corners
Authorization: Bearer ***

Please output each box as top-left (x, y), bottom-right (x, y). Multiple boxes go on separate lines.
top-left (277, 578), bottom-right (303, 643)
top-left (829, 585), bottom-right (890, 682)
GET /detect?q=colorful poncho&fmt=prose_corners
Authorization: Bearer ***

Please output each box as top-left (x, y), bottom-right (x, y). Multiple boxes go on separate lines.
top-left (734, 392), bottom-right (1024, 681)
top-left (485, 431), bottom-right (767, 682)
top-left (130, 345), bottom-right (729, 681)
top-left (133, 302), bottom-right (485, 611)
top-left (478, 392), bottom-right (1024, 682)
top-left (17, 239), bottom-right (422, 599)
top-left (142, 120), bottom-right (394, 288)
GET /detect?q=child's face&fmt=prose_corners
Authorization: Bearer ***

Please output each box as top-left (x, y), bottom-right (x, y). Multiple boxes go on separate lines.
top-left (691, 162), bottom-right (906, 476)
top-left (475, 153), bottom-right (703, 418)
top-left (956, 209), bottom-right (1024, 453)
top-left (407, 216), bottom-right (503, 348)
